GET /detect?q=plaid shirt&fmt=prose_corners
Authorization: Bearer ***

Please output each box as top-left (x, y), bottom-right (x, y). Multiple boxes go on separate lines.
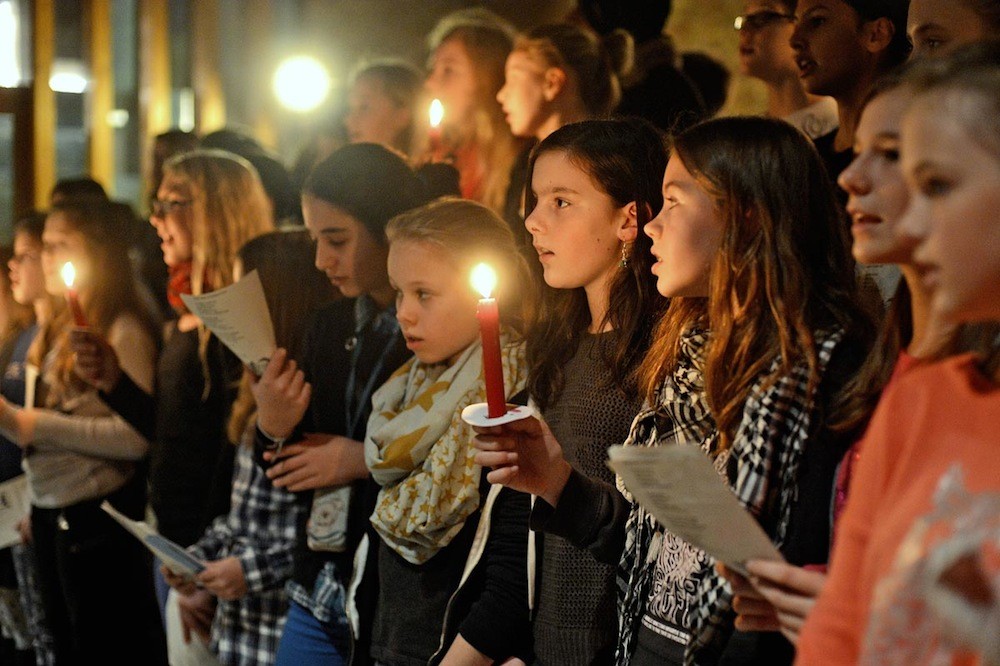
top-left (188, 434), bottom-right (305, 666)
top-left (616, 327), bottom-right (843, 665)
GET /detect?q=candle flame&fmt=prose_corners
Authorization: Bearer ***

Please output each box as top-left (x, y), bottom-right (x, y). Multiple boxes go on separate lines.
top-left (429, 98), bottom-right (444, 128)
top-left (61, 262), bottom-right (76, 288)
top-left (470, 263), bottom-right (497, 299)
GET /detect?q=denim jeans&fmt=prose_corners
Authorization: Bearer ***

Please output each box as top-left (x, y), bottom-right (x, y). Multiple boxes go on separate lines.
top-left (274, 600), bottom-right (350, 666)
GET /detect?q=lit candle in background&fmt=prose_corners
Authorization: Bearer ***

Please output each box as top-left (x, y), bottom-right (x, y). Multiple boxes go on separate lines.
top-left (428, 98), bottom-right (445, 162)
top-left (61, 262), bottom-right (88, 327)
top-left (470, 263), bottom-right (505, 418)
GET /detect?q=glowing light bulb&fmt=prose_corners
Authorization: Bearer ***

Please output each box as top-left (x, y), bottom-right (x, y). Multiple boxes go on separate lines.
top-left (273, 56), bottom-right (331, 112)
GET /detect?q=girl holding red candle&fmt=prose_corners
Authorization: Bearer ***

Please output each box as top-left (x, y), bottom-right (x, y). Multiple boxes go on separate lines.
top-left (505, 117), bottom-right (668, 664)
top-left (0, 200), bottom-right (166, 664)
top-left (475, 116), bottom-right (874, 665)
top-left (364, 198), bottom-right (535, 665)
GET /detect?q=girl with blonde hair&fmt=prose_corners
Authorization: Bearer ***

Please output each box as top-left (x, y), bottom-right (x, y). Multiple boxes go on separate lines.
top-left (365, 197), bottom-right (534, 664)
top-left (69, 149), bottom-right (274, 663)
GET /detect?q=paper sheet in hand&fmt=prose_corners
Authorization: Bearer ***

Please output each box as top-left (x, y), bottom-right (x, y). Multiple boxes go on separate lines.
top-left (608, 444), bottom-right (783, 575)
top-left (101, 501), bottom-right (205, 577)
top-left (180, 270), bottom-right (275, 375)
top-left (0, 475), bottom-right (29, 549)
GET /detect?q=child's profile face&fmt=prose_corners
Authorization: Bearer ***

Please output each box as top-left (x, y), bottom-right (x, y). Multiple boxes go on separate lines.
top-left (737, 0), bottom-right (798, 82)
top-left (790, 0), bottom-right (872, 98)
top-left (40, 213), bottom-right (91, 299)
top-left (496, 50), bottom-right (549, 139)
top-left (643, 154), bottom-right (723, 299)
top-left (525, 150), bottom-right (634, 295)
top-left (387, 239), bottom-right (480, 365)
top-left (907, 0), bottom-right (990, 60)
top-left (425, 37), bottom-right (478, 130)
top-left (900, 93), bottom-right (1000, 323)
top-left (303, 194), bottom-right (390, 301)
top-left (9, 233), bottom-right (46, 306)
top-left (839, 87), bottom-right (917, 266)
top-left (345, 76), bottom-right (413, 149)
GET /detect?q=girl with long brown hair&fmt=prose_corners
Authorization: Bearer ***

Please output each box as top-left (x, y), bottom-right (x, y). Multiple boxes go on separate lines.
top-left (164, 229), bottom-right (337, 666)
top-left (0, 200), bottom-right (165, 663)
top-left (423, 8), bottom-right (526, 215)
top-left (475, 116), bottom-right (873, 664)
top-left (518, 117), bottom-right (667, 663)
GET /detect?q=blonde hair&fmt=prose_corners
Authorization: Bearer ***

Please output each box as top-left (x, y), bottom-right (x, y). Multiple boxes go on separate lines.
top-left (162, 150), bottom-right (275, 397)
top-left (161, 150), bottom-right (274, 294)
top-left (386, 198), bottom-right (535, 334)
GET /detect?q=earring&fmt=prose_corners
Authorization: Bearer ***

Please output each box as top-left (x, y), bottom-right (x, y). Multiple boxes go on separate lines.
top-left (620, 241), bottom-right (629, 268)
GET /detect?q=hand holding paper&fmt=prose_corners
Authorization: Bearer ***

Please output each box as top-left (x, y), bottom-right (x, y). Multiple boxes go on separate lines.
top-left (180, 270), bottom-right (275, 375)
top-left (607, 444), bottom-right (783, 576)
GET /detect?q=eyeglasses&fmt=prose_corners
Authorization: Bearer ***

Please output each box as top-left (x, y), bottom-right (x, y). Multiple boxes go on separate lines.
top-left (150, 199), bottom-right (192, 218)
top-left (734, 10), bottom-right (796, 31)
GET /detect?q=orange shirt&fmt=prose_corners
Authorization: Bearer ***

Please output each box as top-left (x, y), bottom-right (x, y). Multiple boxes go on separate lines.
top-left (796, 354), bottom-right (1000, 665)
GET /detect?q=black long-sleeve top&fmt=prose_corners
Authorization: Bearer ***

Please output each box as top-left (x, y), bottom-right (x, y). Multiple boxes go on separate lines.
top-left (102, 324), bottom-right (241, 546)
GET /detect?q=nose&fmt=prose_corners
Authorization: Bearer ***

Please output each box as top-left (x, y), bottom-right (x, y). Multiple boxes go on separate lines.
top-left (897, 200), bottom-right (930, 245)
top-left (644, 210), bottom-right (664, 240)
top-left (396, 294), bottom-right (417, 326)
top-left (790, 21), bottom-right (805, 53)
top-left (524, 207), bottom-right (543, 235)
top-left (838, 155), bottom-right (871, 197)
top-left (496, 82), bottom-right (508, 105)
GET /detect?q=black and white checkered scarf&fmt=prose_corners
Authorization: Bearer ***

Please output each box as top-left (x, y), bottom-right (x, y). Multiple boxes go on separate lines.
top-left (615, 326), bottom-right (844, 665)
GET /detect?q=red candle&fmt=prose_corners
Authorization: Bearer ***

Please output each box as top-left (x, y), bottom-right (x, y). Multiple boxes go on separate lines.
top-left (61, 262), bottom-right (88, 327)
top-left (428, 98), bottom-right (445, 162)
top-left (471, 263), bottom-right (506, 418)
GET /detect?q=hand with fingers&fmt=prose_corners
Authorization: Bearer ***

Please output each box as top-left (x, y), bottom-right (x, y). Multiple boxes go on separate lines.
top-left (68, 328), bottom-right (122, 392)
top-left (263, 433), bottom-right (368, 492)
top-left (717, 560), bottom-right (827, 644)
top-left (161, 563), bottom-right (199, 596)
top-left (251, 348), bottom-right (311, 441)
top-left (196, 556), bottom-right (248, 601)
top-left (176, 588), bottom-right (216, 644)
top-left (472, 415), bottom-right (572, 507)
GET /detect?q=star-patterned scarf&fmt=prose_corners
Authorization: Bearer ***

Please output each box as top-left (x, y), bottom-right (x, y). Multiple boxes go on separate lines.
top-left (364, 335), bottom-right (527, 564)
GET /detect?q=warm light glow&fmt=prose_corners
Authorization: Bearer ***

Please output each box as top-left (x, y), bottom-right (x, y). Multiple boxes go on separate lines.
top-left (0, 1), bottom-right (20, 88)
top-left (470, 263), bottom-right (497, 299)
top-left (106, 109), bottom-right (130, 128)
top-left (61, 262), bottom-right (76, 289)
top-left (429, 98), bottom-right (444, 128)
top-left (273, 56), bottom-right (331, 112)
top-left (49, 59), bottom-right (89, 94)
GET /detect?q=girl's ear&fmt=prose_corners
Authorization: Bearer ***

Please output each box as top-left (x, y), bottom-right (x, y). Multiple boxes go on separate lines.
top-left (542, 67), bottom-right (568, 102)
top-left (862, 17), bottom-right (895, 56)
top-left (617, 201), bottom-right (642, 243)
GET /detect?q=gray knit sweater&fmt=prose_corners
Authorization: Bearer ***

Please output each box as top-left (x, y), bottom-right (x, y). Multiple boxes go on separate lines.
top-left (531, 333), bottom-right (642, 665)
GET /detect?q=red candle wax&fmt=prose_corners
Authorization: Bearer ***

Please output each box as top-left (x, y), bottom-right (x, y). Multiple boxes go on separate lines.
top-left (67, 289), bottom-right (87, 327)
top-left (476, 296), bottom-right (506, 418)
